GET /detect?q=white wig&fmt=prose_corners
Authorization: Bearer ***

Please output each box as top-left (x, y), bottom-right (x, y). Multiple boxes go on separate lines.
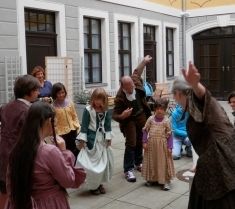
top-left (171, 76), bottom-right (192, 95)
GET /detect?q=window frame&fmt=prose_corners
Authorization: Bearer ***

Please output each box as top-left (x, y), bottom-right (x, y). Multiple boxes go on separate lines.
top-left (84, 17), bottom-right (102, 84)
top-left (118, 22), bottom-right (132, 78)
top-left (24, 9), bottom-right (55, 33)
top-left (166, 28), bottom-right (174, 77)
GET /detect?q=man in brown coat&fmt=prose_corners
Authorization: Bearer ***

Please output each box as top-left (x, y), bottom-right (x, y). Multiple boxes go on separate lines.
top-left (112, 55), bottom-right (152, 182)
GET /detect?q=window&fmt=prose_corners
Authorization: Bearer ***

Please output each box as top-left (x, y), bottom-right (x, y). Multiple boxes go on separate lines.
top-left (144, 25), bottom-right (155, 41)
top-left (166, 28), bottom-right (174, 77)
top-left (118, 22), bottom-right (131, 78)
top-left (24, 9), bottom-right (55, 33)
top-left (84, 17), bottom-right (102, 83)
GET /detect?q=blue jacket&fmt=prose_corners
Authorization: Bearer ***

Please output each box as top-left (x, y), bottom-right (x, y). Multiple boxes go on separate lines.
top-left (171, 104), bottom-right (188, 138)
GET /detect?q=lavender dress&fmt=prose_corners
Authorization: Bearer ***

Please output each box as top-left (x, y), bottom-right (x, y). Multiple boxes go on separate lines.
top-left (5, 144), bottom-right (86, 209)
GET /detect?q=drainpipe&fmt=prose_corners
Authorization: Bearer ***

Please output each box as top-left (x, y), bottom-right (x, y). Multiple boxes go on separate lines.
top-left (181, 0), bottom-right (189, 68)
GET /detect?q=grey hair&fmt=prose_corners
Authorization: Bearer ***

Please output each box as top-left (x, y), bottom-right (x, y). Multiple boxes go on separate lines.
top-left (171, 76), bottom-right (192, 95)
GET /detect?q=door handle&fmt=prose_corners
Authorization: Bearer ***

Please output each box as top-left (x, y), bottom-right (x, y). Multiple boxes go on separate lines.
top-left (227, 66), bottom-right (230, 71)
top-left (222, 66), bottom-right (224, 72)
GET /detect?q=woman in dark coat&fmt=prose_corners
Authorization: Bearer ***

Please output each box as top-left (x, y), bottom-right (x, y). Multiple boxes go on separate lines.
top-left (171, 62), bottom-right (235, 209)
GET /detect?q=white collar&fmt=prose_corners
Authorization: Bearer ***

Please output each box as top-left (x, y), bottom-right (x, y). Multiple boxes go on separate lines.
top-left (17, 98), bottom-right (31, 106)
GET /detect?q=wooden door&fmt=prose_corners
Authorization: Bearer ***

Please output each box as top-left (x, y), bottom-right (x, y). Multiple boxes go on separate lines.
top-left (226, 38), bottom-right (235, 95)
top-left (26, 33), bottom-right (57, 74)
top-left (144, 42), bottom-right (156, 83)
top-left (193, 38), bottom-right (225, 98)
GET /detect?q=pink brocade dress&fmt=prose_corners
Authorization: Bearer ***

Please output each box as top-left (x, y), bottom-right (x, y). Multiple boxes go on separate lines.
top-left (5, 144), bottom-right (86, 209)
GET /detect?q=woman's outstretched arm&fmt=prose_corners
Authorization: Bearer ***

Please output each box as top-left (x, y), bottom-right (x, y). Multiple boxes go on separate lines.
top-left (182, 61), bottom-right (206, 100)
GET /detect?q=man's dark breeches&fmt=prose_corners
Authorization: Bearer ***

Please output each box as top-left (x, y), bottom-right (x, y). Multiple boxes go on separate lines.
top-left (123, 112), bottom-right (147, 149)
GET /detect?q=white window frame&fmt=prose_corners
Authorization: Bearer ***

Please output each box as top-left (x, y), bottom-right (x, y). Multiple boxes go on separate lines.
top-left (18, 0), bottom-right (66, 74)
top-left (113, 13), bottom-right (139, 89)
top-left (78, 7), bottom-right (110, 89)
top-left (163, 22), bottom-right (179, 81)
top-left (139, 18), bottom-right (162, 82)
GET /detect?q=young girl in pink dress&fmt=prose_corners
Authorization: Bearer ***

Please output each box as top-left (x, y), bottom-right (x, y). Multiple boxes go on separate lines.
top-left (142, 98), bottom-right (175, 190)
top-left (5, 102), bottom-right (86, 209)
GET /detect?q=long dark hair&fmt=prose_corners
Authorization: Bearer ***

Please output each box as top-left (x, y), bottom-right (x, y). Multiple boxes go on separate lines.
top-left (8, 102), bottom-right (56, 209)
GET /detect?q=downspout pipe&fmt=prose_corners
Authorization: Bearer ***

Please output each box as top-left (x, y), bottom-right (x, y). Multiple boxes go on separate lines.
top-left (182, 0), bottom-right (186, 68)
top-left (181, 0), bottom-right (189, 68)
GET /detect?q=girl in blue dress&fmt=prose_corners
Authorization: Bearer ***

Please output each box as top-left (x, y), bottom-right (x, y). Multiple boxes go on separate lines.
top-left (76, 88), bottom-right (114, 195)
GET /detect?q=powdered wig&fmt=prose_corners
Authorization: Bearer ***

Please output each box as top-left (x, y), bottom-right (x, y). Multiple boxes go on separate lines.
top-left (153, 98), bottom-right (169, 111)
top-left (171, 76), bottom-right (192, 95)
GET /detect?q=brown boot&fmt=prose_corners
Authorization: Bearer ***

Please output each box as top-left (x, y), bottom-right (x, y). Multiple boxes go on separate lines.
top-left (98, 184), bottom-right (106, 194)
top-left (90, 189), bottom-right (100, 195)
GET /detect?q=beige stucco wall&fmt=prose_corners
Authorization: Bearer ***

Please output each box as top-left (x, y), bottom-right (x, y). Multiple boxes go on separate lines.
top-left (145, 0), bottom-right (235, 9)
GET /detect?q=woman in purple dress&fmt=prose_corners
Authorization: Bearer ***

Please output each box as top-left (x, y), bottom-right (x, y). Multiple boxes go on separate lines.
top-left (5, 102), bottom-right (86, 209)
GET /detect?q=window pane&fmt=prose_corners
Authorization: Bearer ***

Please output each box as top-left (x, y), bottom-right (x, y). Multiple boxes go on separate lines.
top-left (46, 24), bottom-right (54, 32)
top-left (168, 64), bottom-right (173, 76)
top-left (85, 68), bottom-right (89, 83)
top-left (151, 34), bottom-right (155, 41)
top-left (123, 37), bottom-right (130, 50)
top-left (123, 54), bottom-right (131, 67)
top-left (24, 12), bottom-right (28, 21)
top-left (210, 28), bottom-right (220, 35)
top-left (93, 68), bottom-right (101, 82)
top-left (168, 54), bottom-right (173, 65)
top-left (46, 14), bottom-right (54, 24)
top-left (147, 27), bottom-right (151, 34)
top-left (122, 23), bottom-right (130, 37)
top-left (84, 53), bottom-right (89, 68)
top-left (168, 40), bottom-right (173, 51)
top-left (84, 18), bottom-right (89, 34)
top-left (167, 29), bottom-right (173, 40)
top-left (92, 53), bottom-right (101, 68)
top-left (30, 22), bottom-right (37, 31)
top-left (92, 19), bottom-right (100, 34)
top-left (119, 54), bottom-right (122, 67)
top-left (118, 23), bottom-right (121, 36)
top-left (29, 12), bottom-right (37, 22)
top-left (124, 67), bottom-right (130, 76)
top-left (38, 14), bottom-right (45, 22)
top-left (92, 35), bottom-right (100, 49)
top-left (118, 36), bottom-right (121, 50)
top-left (84, 34), bottom-right (89, 49)
top-left (38, 22), bottom-right (46, 31)
top-left (25, 22), bottom-right (29, 30)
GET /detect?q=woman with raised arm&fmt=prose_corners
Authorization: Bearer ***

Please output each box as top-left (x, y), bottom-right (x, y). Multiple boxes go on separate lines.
top-left (171, 62), bottom-right (235, 209)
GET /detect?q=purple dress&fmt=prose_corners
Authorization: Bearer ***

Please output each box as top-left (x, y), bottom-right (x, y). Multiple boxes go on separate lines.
top-left (5, 144), bottom-right (86, 209)
top-left (0, 100), bottom-right (29, 193)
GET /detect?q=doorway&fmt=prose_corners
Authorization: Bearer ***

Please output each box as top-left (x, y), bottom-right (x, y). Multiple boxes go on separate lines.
top-left (193, 27), bottom-right (235, 99)
top-left (25, 9), bottom-right (57, 74)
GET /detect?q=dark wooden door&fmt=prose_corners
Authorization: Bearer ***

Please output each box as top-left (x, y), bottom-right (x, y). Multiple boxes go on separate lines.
top-left (193, 37), bottom-right (235, 99)
top-left (226, 38), bottom-right (235, 95)
top-left (26, 32), bottom-right (57, 74)
top-left (144, 42), bottom-right (156, 83)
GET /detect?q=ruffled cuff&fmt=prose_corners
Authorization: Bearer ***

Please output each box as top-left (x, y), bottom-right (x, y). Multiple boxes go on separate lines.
top-left (76, 132), bottom-right (87, 142)
top-left (105, 131), bottom-right (115, 140)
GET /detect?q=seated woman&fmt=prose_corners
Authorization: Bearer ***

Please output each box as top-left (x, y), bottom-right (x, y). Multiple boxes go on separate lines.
top-left (5, 102), bottom-right (86, 209)
top-left (31, 66), bottom-right (53, 103)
